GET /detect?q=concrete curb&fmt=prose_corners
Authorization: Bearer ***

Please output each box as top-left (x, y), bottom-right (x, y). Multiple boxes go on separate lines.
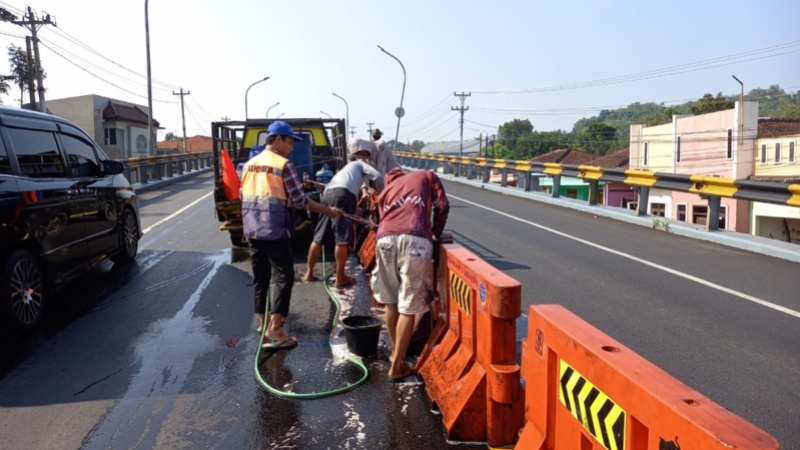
top-left (132, 167), bottom-right (212, 194)
top-left (412, 167), bottom-right (800, 264)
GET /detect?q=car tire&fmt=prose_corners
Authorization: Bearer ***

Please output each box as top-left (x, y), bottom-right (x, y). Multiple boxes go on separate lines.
top-left (1, 250), bottom-right (45, 330)
top-left (230, 232), bottom-right (248, 248)
top-left (111, 208), bottom-right (139, 264)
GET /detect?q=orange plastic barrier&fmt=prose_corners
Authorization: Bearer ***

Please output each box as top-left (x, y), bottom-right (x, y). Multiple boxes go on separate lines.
top-left (415, 243), bottom-right (524, 446)
top-left (517, 305), bottom-right (780, 450)
top-left (356, 228), bottom-right (377, 274)
top-left (221, 149), bottom-right (241, 201)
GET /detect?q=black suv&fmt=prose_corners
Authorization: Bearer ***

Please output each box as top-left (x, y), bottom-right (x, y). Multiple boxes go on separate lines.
top-left (0, 106), bottom-right (142, 330)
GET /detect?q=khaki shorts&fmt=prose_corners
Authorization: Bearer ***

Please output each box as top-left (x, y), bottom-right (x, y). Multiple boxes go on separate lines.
top-left (370, 234), bottom-right (433, 315)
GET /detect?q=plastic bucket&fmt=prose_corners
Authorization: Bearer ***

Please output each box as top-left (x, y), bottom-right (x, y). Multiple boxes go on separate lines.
top-left (341, 315), bottom-right (384, 358)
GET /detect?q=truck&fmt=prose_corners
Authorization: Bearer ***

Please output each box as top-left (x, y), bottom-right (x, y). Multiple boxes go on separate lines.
top-left (212, 118), bottom-right (348, 247)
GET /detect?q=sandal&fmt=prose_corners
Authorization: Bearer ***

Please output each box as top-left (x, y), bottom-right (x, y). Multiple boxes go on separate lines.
top-left (261, 336), bottom-right (298, 351)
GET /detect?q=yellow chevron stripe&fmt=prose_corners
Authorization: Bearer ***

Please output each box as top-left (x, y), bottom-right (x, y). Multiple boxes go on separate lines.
top-left (789, 184), bottom-right (800, 207)
top-left (449, 271), bottom-right (471, 316)
top-left (689, 174), bottom-right (738, 198)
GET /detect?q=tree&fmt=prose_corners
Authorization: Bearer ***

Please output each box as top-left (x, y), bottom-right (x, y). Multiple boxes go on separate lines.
top-left (497, 119), bottom-right (533, 147)
top-left (690, 92), bottom-right (734, 115)
top-left (576, 122), bottom-right (618, 155)
top-left (165, 132), bottom-right (177, 141)
top-left (7, 44), bottom-right (45, 108)
top-left (409, 140), bottom-right (425, 151)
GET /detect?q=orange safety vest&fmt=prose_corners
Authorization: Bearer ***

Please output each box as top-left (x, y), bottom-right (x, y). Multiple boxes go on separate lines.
top-left (241, 149), bottom-right (293, 240)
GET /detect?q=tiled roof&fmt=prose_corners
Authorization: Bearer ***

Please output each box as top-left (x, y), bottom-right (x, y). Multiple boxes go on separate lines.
top-left (102, 101), bottom-right (160, 127)
top-left (529, 148), bottom-right (596, 165)
top-left (758, 118), bottom-right (800, 138)
top-left (587, 148), bottom-right (629, 169)
top-left (156, 135), bottom-right (213, 153)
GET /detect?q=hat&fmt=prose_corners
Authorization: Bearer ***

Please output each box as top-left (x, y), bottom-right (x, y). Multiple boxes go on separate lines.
top-left (372, 128), bottom-right (383, 139)
top-left (267, 121), bottom-right (304, 141)
top-left (385, 167), bottom-right (406, 185)
top-left (347, 138), bottom-right (375, 156)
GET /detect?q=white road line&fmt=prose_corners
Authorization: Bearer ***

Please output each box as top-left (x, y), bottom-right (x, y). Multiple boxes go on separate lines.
top-left (141, 191), bottom-right (213, 235)
top-left (449, 193), bottom-right (800, 320)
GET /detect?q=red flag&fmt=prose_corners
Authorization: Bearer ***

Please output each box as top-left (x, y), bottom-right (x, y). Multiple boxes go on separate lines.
top-left (221, 149), bottom-right (241, 201)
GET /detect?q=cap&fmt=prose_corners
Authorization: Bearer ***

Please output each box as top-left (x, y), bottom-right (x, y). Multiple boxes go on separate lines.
top-left (347, 138), bottom-right (375, 156)
top-left (267, 121), bottom-right (304, 141)
top-left (372, 128), bottom-right (383, 139)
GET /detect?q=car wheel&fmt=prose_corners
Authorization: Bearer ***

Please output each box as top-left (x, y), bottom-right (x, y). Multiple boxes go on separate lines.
top-left (111, 208), bottom-right (139, 263)
top-left (230, 232), bottom-right (248, 248)
top-left (1, 250), bottom-right (45, 330)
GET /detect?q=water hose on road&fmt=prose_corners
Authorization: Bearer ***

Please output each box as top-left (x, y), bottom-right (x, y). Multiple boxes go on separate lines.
top-left (253, 247), bottom-right (370, 399)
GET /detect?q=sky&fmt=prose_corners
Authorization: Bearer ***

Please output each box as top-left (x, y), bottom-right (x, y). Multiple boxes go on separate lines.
top-left (0, 0), bottom-right (798, 145)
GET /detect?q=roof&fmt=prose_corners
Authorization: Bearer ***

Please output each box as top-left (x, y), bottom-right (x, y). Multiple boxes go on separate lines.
top-left (102, 100), bottom-right (160, 127)
top-left (758, 118), bottom-right (800, 138)
top-left (587, 148), bottom-right (630, 169)
top-left (420, 139), bottom-right (482, 155)
top-left (157, 135), bottom-right (213, 152)
top-left (529, 148), bottom-right (596, 165)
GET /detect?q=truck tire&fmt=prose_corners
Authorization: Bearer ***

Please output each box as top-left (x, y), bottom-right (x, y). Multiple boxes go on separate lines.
top-left (230, 232), bottom-right (248, 248)
top-left (1, 250), bottom-right (45, 330)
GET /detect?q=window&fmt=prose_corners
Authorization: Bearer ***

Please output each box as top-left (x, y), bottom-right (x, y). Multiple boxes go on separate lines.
top-left (60, 134), bottom-right (100, 177)
top-left (0, 135), bottom-right (11, 174)
top-left (791, 141), bottom-right (796, 163)
top-left (761, 144), bottom-right (767, 164)
top-left (117, 129), bottom-right (125, 152)
top-left (676, 136), bottom-right (681, 163)
top-left (643, 142), bottom-right (648, 166)
top-left (677, 204), bottom-right (687, 222)
top-left (7, 128), bottom-right (66, 178)
top-left (566, 189), bottom-right (578, 199)
top-left (692, 205), bottom-right (708, 225)
top-left (104, 128), bottom-right (117, 145)
top-left (650, 203), bottom-right (666, 217)
top-left (719, 205), bottom-right (727, 230)
top-left (726, 129), bottom-right (733, 159)
top-left (775, 142), bottom-right (782, 164)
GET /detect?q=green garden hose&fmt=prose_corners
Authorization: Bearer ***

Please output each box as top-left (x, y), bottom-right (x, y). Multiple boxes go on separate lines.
top-left (253, 247), bottom-right (370, 398)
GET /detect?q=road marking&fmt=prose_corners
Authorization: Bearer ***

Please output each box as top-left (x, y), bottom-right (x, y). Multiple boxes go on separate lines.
top-left (141, 191), bottom-right (213, 235)
top-left (449, 193), bottom-right (800, 320)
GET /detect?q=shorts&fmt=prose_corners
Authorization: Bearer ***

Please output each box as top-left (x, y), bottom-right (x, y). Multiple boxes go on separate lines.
top-left (370, 234), bottom-right (433, 315)
top-left (313, 187), bottom-right (356, 245)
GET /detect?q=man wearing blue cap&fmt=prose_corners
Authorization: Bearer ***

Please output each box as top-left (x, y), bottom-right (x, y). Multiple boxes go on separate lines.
top-left (241, 121), bottom-right (343, 350)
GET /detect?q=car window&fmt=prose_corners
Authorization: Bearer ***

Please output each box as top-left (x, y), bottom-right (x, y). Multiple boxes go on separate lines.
top-left (7, 128), bottom-right (66, 178)
top-left (60, 133), bottom-right (101, 177)
top-left (0, 134), bottom-right (11, 174)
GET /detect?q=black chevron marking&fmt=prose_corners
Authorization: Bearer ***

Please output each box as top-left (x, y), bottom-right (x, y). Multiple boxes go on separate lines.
top-left (613, 410), bottom-right (625, 450)
top-left (571, 377), bottom-right (587, 423)
top-left (560, 367), bottom-right (574, 412)
top-left (597, 399), bottom-right (614, 449)
top-left (583, 387), bottom-right (600, 436)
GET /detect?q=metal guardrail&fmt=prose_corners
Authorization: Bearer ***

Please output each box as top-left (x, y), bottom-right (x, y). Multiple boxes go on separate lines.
top-left (116, 152), bottom-right (213, 185)
top-left (396, 151), bottom-right (800, 230)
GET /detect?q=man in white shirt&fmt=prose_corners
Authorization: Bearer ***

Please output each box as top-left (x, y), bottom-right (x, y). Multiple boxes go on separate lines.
top-left (370, 128), bottom-right (401, 175)
top-left (304, 139), bottom-right (383, 287)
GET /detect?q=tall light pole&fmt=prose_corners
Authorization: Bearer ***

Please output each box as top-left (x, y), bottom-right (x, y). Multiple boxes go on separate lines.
top-left (378, 45), bottom-right (406, 151)
top-left (245, 76), bottom-right (269, 119)
top-left (332, 92), bottom-right (349, 136)
top-left (276, 112), bottom-right (285, 119)
top-left (732, 75), bottom-right (744, 145)
top-left (145, 0), bottom-right (154, 154)
top-left (320, 110), bottom-right (332, 119)
top-left (266, 101), bottom-right (280, 118)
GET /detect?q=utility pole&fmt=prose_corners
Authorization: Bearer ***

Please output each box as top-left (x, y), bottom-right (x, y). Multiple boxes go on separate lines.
top-left (452, 91), bottom-right (471, 175)
top-left (173, 88), bottom-right (190, 152)
top-left (25, 37), bottom-right (36, 109)
top-left (13, 7), bottom-right (54, 112)
top-left (366, 122), bottom-right (375, 137)
top-left (349, 126), bottom-right (357, 138)
top-left (221, 116), bottom-right (231, 121)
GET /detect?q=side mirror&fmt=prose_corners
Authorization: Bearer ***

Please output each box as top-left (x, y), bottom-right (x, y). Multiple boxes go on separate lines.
top-left (102, 159), bottom-right (125, 175)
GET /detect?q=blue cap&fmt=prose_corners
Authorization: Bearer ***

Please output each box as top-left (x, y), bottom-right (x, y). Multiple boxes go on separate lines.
top-left (267, 121), bottom-right (304, 141)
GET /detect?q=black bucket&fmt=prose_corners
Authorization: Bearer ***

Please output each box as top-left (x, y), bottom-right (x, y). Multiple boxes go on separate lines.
top-left (342, 315), bottom-right (384, 358)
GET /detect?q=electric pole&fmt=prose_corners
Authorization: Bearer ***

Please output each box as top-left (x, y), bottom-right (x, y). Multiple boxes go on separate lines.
top-left (13, 7), bottom-right (55, 112)
top-left (366, 122), bottom-right (375, 137)
top-left (221, 116), bottom-right (231, 121)
top-left (25, 37), bottom-right (35, 109)
top-left (349, 126), bottom-right (357, 138)
top-left (452, 91), bottom-right (471, 175)
top-left (173, 88), bottom-right (190, 152)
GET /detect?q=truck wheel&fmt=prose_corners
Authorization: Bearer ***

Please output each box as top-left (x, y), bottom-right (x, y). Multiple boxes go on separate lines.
top-left (111, 209), bottom-right (139, 263)
top-left (1, 250), bottom-right (45, 330)
top-left (230, 233), bottom-right (248, 248)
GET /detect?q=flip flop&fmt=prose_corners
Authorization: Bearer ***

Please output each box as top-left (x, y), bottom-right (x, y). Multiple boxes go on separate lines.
top-left (262, 336), bottom-right (298, 351)
top-left (335, 276), bottom-right (357, 288)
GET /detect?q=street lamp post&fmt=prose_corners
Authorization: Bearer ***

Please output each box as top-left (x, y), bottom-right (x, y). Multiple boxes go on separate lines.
top-left (245, 76), bottom-right (269, 119)
top-left (266, 101), bottom-right (280, 118)
top-left (332, 92), bottom-right (349, 136)
top-left (145, 0), bottom-right (154, 155)
top-left (320, 110), bottom-right (332, 119)
top-left (276, 113), bottom-right (285, 119)
top-left (378, 45), bottom-right (406, 152)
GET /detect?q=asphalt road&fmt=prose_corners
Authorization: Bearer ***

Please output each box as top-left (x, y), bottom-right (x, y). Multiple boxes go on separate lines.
top-left (0, 172), bottom-right (797, 449)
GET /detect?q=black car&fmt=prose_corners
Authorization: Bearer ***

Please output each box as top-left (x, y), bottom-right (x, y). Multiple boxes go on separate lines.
top-left (0, 106), bottom-right (142, 330)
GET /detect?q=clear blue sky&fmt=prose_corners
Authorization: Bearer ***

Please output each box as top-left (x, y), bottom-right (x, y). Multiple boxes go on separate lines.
top-left (1, 0), bottom-right (798, 144)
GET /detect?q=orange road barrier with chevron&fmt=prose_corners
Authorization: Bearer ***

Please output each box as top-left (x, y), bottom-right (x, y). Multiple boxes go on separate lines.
top-left (517, 304), bottom-right (780, 450)
top-left (415, 243), bottom-right (524, 447)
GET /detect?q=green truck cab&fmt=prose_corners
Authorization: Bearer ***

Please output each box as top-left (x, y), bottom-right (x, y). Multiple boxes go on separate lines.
top-left (212, 118), bottom-right (347, 246)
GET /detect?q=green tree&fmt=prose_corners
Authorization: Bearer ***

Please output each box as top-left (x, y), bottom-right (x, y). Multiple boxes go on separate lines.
top-left (690, 92), bottom-right (734, 115)
top-left (409, 140), bottom-right (425, 151)
top-left (7, 44), bottom-right (45, 108)
top-left (165, 132), bottom-right (177, 141)
top-left (497, 119), bottom-right (533, 147)
top-left (576, 122), bottom-right (617, 154)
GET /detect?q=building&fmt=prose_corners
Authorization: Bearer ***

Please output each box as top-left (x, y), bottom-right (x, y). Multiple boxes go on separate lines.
top-left (587, 148), bottom-right (634, 208)
top-left (46, 94), bottom-right (161, 159)
top-left (629, 101), bottom-right (758, 231)
top-left (529, 149), bottom-right (602, 201)
top-left (157, 135), bottom-right (213, 154)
